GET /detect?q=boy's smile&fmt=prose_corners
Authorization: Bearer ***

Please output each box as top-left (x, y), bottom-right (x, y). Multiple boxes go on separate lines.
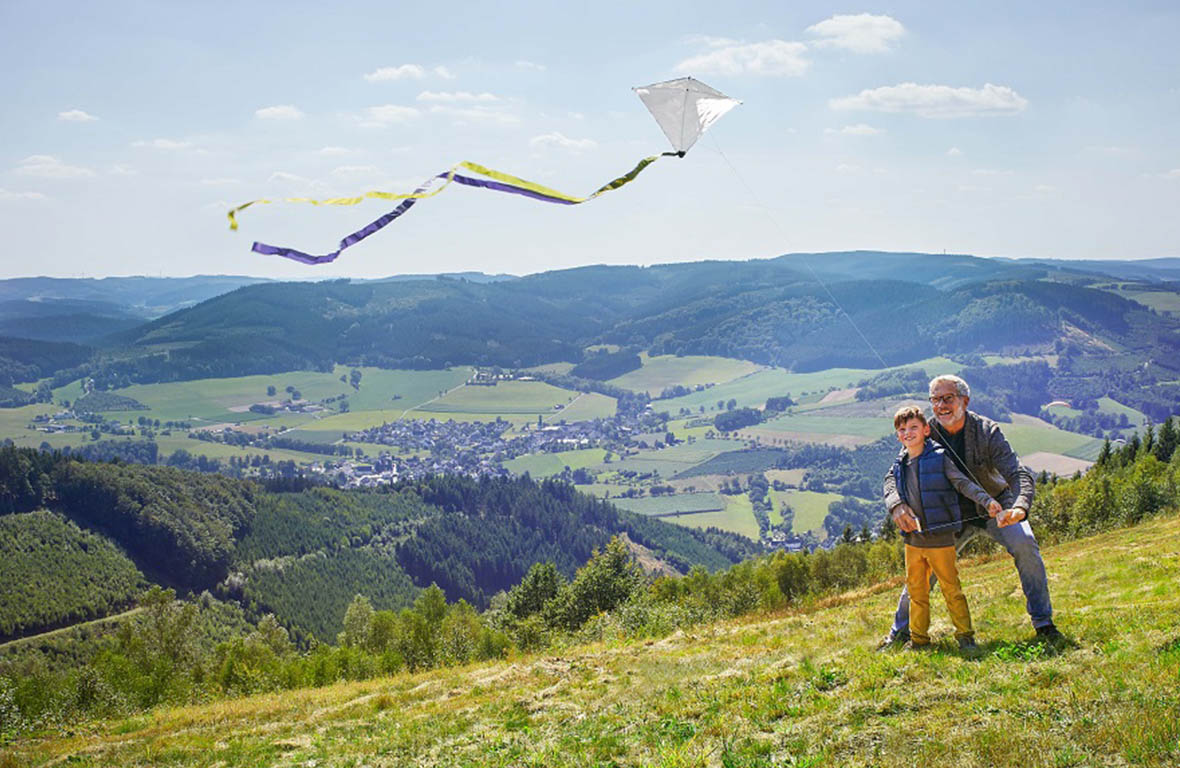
top-left (896, 417), bottom-right (930, 456)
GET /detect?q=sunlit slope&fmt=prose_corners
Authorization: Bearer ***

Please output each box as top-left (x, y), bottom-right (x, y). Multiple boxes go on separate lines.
top-left (21, 514), bottom-right (1180, 767)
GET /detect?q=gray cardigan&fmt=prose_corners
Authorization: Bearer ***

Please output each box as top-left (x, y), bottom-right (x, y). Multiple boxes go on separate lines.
top-left (884, 411), bottom-right (1035, 523)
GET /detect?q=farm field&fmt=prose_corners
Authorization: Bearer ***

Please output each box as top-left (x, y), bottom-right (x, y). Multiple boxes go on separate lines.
top-left (771, 489), bottom-right (845, 538)
top-left (502, 448), bottom-right (607, 478)
top-left (543, 392), bottom-right (616, 422)
top-left (656, 356), bottom-right (964, 413)
top-left (608, 492), bottom-right (726, 517)
top-left (50, 367), bottom-right (471, 425)
top-left (608, 354), bottom-right (763, 396)
top-left (1000, 422), bottom-right (1104, 459)
top-left (593, 439), bottom-right (747, 478)
top-left (1097, 283), bottom-right (1180, 315)
top-left (670, 493), bottom-right (759, 539)
top-left (424, 380), bottom-right (574, 415)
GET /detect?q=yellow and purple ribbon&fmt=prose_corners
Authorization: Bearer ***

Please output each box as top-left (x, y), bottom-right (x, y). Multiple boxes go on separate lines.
top-left (228, 153), bottom-right (681, 265)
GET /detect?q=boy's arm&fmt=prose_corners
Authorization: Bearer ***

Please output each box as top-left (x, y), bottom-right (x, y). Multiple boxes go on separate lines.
top-left (883, 465), bottom-right (920, 532)
top-left (944, 460), bottom-right (1000, 516)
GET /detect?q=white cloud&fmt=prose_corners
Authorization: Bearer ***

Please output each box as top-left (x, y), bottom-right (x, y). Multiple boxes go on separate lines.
top-left (946, 146), bottom-right (963, 157)
top-left (318, 146), bottom-right (353, 156)
top-left (530, 132), bottom-right (598, 152)
top-left (806, 14), bottom-right (905, 54)
top-left (515, 60), bottom-right (547, 72)
top-left (675, 39), bottom-right (810, 77)
top-left (972, 168), bottom-right (1014, 176)
top-left (364, 64), bottom-right (425, 82)
top-left (433, 66), bottom-right (456, 80)
top-left (835, 163), bottom-right (861, 174)
top-left (1158, 168), bottom-right (1180, 180)
top-left (268, 171), bottom-right (313, 185)
top-left (429, 105), bottom-right (519, 125)
top-left (826, 123), bottom-right (880, 136)
top-left (109, 164), bottom-right (137, 176)
top-left (830, 83), bottom-right (1028, 118)
top-left (255, 104), bottom-right (304, 120)
top-left (0, 188), bottom-right (48, 201)
top-left (200, 177), bottom-right (241, 185)
top-left (57, 109), bottom-right (98, 122)
top-left (568, 111), bottom-right (585, 120)
top-left (417, 90), bottom-right (500, 103)
top-left (1033, 184), bottom-right (1057, 193)
top-left (132, 138), bottom-right (193, 150)
top-left (330, 165), bottom-right (380, 177)
top-left (1086, 145), bottom-right (1133, 155)
top-left (359, 105), bottom-right (422, 127)
top-left (14, 155), bottom-right (95, 178)
top-left (682, 35), bottom-right (740, 48)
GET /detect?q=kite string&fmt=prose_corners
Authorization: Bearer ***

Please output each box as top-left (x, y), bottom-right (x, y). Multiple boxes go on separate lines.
top-left (706, 133), bottom-right (890, 371)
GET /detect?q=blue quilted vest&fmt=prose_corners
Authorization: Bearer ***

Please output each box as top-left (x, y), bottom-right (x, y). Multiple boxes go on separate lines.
top-left (892, 439), bottom-right (962, 533)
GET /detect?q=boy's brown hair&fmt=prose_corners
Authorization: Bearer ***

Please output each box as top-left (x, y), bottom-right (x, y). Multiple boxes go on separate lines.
top-left (893, 405), bottom-right (928, 430)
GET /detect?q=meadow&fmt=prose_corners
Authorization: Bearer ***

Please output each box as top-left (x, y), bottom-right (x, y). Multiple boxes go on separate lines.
top-left (656, 356), bottom-right (964, 413)
top-left (607, 353), bottom-right (763, 396)
top-left (770, 489), bottom-right (846, 538)
top-left (502, 448), bottom-right (608, 478)
top-left (607, 492), bottom-right (727, 517)
top-left (21, 513), bottom-right (1177, 767)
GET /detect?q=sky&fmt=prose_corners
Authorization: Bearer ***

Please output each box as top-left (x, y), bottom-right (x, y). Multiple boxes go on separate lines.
top-left (1, 1), bottom-right (1178, 280)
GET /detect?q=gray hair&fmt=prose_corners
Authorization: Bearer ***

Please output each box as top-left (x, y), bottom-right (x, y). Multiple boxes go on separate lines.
top-left (929, 374), bottom-right (970, 399)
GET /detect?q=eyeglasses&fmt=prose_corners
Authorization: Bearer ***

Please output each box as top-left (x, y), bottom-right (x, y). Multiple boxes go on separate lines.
top-left (929, 394), bottom-right (959, 405)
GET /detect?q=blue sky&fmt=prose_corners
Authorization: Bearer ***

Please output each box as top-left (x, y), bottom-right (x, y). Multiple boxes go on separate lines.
top-left (1, 1), bottom-right (1177, 279)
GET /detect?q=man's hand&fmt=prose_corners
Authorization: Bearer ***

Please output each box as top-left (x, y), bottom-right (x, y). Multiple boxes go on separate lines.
top-left (986, 500), bottom-right (1003, 518)
top-left (998, 508), bottom-right (1027, 527)
top-left (891, 504), bottom-right (920, 533)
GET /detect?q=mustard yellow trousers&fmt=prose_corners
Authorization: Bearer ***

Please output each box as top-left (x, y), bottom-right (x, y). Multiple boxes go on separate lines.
top-left (904, 544), bottom-right (973, 644)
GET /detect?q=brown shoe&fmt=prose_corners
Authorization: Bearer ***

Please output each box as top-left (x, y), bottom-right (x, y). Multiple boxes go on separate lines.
top-left (903, 640), bottom-right (931, 651)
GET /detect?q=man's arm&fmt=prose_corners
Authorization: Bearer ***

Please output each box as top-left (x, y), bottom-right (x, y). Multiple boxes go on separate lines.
top-left (985, 422), bottom-right (1035, 512)
top-left (944, 460), bottom-right (1001, 518)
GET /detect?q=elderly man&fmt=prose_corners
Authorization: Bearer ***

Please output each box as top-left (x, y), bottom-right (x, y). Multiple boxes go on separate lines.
top-left (879, 374), bottom-right (1060, 647)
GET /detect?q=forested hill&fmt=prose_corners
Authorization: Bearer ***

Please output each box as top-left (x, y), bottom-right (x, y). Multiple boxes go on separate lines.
top-left (64, 251), bottom-right (1180, 385)
top-left (0, 447), bottom-right (757, 643)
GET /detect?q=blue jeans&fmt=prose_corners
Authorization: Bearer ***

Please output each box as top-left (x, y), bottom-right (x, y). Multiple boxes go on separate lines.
top-left (891, 518), bottom-right (1053, 635)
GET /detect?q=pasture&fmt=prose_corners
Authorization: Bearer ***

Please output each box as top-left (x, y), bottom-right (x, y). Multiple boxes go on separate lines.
top-left (543, 392), bottom-right (616, 422)
top-left (669, 493), bottom-right (760, 540)
top-left (425, 380), bottom-right (574, 414)
top-left (608, 354), bottom-right (763, 396)
top-left (502, 448), bottom-right (607, 478)
top-left (608, 492), bottom-right (726, 517)
top-left (771, 489), bottom-right (845, 538)
top-left (656, 356), bottom-right (964, 413)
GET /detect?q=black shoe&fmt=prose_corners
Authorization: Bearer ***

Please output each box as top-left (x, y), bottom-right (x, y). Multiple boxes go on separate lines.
top-left (1035, 623), bottom-right (1063, 642)
top-left (875, 630), bottom-right (910, 651)
top-left (958, 636), bottom-right (981, 654)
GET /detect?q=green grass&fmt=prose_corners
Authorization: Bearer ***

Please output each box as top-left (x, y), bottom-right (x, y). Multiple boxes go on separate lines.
top-left (422, 380), bottom-right (575, 414)
top-left (998, 422), bottom-right (1104, 459)
top-left (14, 514), bottom-right (1180, 767)
top-left (609, 353), bottom-right (763, 396)
top-left (544, 392), bottom-right (616, 422)
top-left (657, 356), bottom-right (964, 413)
top-left (608, 493), bottom-right (727, 517)
top-left (502, 448), bottom-right (608, 478)
top-left (670, 493), bottom-right (760, 539)
top-left (49, 367), bottom-right (472, 426)
top-left (771, 489), bottom-right (845, 538)
top-left (1097, 283), bottom-right (1180, 315)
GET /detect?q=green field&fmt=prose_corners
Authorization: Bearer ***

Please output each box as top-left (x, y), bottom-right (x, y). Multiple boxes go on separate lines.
top-left (595, 439), bottom-right (747, 478)
top-left (609, 354), bottom-right (763, 396)
top-left (1098, 283), bottom-right (1180, 315)
top-left (543, 392), bottom-right (616, 422)
top-left (751, 412), bottom-right (897, 439)
top-left (424, 380), bottom-right (574, 415)
top-left (670, 493), bottom-right (759, 539)
top-left (771, 489), bottom-right (845, 538)
top-left (1000, 422), bottom-right (1105, 459)
top-left (502, 448), bottom-right (607, 478)
top-left (50, 367), bottom-right (472, 426)
top-left (657, 356), bottom-right (965, 414)
top-left (608, 492), bottom-right (727, 517)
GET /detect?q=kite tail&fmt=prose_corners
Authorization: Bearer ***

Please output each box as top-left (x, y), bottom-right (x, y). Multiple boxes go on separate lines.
top-left (233, 153), bottom-right (679, 265)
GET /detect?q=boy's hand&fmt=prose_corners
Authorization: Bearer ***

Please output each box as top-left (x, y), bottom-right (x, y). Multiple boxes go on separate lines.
top-left (891, 504), bottom-right (920, 533)
top-left (986, 500), bottom-right (1003, 518)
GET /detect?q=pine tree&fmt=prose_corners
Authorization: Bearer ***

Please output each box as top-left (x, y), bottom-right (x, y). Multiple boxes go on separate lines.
top-left (1096, 438), bottom-right (1112, 467)
top-left (1154, 416), bottom-right (1177, 463)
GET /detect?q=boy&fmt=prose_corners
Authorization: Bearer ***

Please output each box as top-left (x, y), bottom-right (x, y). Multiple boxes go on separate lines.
top-left (889, 405), bottom-right (1001, 651)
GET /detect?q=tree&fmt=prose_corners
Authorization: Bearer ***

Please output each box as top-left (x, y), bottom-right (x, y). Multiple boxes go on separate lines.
top-left (338, 594), bottom-right (374, 648)
top-left (349, 368), bottom-right (363, 390)
top-left (507, 562), bottom-right (563, 619)
top-left (267, 385), bottom-right (277, 397)
top-left (1154, 417), bottom-right (1177, 463)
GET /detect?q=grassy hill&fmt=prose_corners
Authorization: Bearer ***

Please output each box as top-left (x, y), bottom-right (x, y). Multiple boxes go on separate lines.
top-left (11, 512), bottom-right (1178, 767)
